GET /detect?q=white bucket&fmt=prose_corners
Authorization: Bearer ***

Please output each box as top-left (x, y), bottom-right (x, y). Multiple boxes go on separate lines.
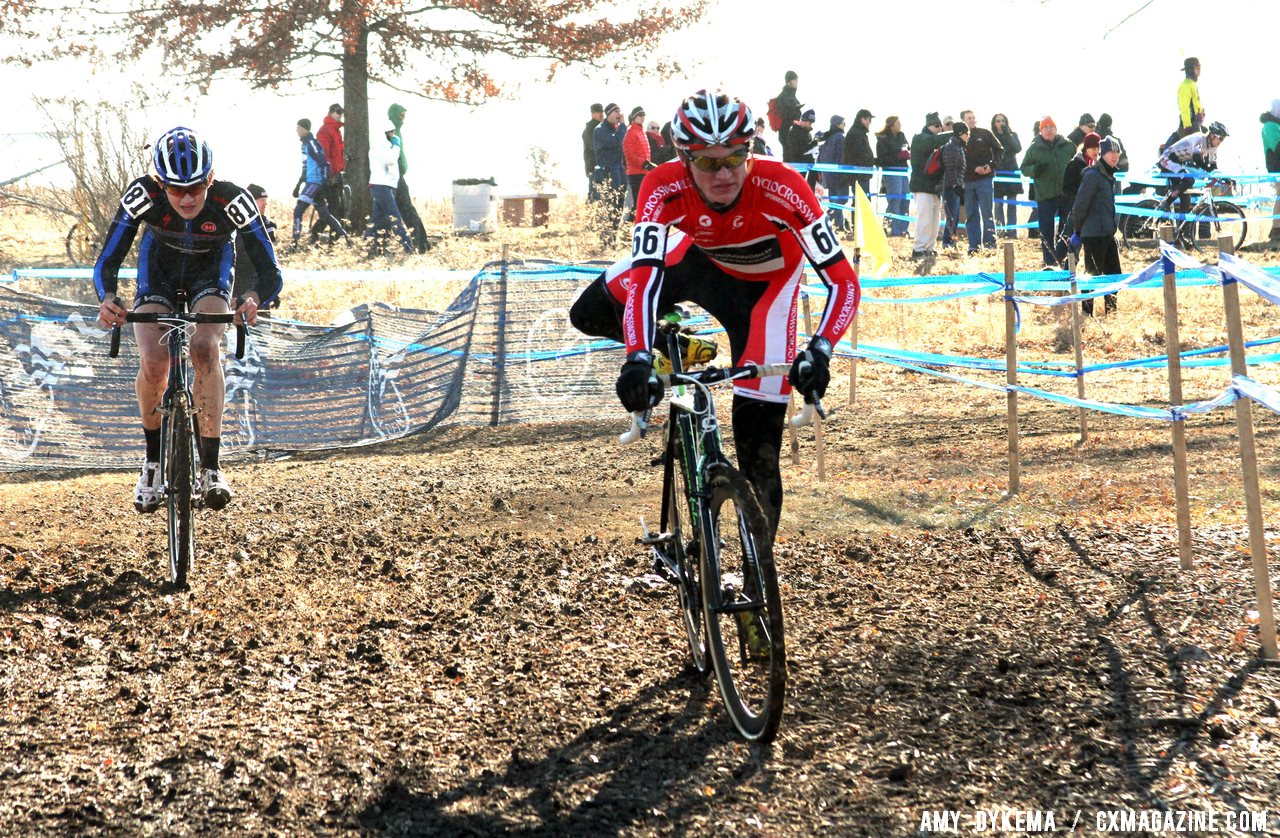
top-left (452, 180), bottom-right (496, 232)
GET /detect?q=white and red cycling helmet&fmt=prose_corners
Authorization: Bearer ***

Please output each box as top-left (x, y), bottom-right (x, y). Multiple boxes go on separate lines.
top-left (670, 90), bottom-right (755, 151)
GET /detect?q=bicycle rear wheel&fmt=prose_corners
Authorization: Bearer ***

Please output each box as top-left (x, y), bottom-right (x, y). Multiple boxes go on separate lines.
top-left (669, 431), bottom-right (709, 674)
top-left (1120, 199), bottom-right (1160, 248)
top-left (163, 403), bottom-right (196, 589)
top-left (699, 462), bottom-right (786, 742)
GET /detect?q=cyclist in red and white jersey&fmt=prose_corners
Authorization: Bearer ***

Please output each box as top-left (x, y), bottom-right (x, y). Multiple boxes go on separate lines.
top-left (571, 89), bottom-right (860, 539)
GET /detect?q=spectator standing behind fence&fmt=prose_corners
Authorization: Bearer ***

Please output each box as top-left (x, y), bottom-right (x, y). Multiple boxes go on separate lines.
top-left (844, 108), bottom-right (875, 209)
top-left (776, 71), bottom-right (802, 127)
top-left (387, 104), bottom-right (429, 253)
top-left (961, 110), bottom-right (1002, 253)
top-left (1062, 133), bottom-right (1100, 252)
top-left (1178, 57), bottom-right (1204, 138)
top-left (940, 123), bottom-right (968, 250)
top-left (315, 104), bottom-right (346, 222)
top-left (366, 123), bottom-right (414, 256)
top-left (592, 103), bottom-right (627, 247)
top-left (1027, 119), bottom-right (1041, 239)
top-left (291, 118), bottom-right (348, 250)
top-left (1095, 113), bottom-right (1135, 194)
top-left (782, 109), bottom-right (819, 188)
top-left (876, 116), bottom-right (911, 237)
top-left (909, 112), bottom-right (949, 260)
top-left (752, 118), bottom-right (774, 156)
top-left (818, 115), bottom-right (849, 232)
top-left (622, 106), bottom-right (653, 223)
top-left (234, 184), bottom-right (278, 301)
top-left (1069, 136), bottom-right (1123, 316)
top-left (990, 113), bottom-right (1022, 238)
top-left (583, 103), bottom-right (604, 202)
top-left (1021, 116), bottom-right (1076, 267)
top-left (648, 120), bottom-right (675, 164)
top-left (1067, 113), bottom-right (1095, 147)
top-left (1260, 99), bottom-right (1280, 247)
top-left (657, 122), bottom-right (678, 164)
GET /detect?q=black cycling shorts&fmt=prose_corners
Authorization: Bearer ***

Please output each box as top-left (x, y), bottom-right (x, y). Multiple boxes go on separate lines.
top-left (133, 229), bottom-right (233, 310)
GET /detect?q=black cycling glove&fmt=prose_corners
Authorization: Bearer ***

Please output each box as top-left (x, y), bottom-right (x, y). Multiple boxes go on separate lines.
top-left (789, 337), bottom-right (832, 400)
top-left (616, 351), bottom-right (663, 413)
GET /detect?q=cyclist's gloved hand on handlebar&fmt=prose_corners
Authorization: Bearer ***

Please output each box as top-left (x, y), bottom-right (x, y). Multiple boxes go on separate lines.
top-left (98, 296), bottom-right (126, 329)
top-left (616, 351), bottom-right (663, 413)
top-left (789, 337), bottom-right (832, 400)
top-left (233, 294), bottom-right (260, 327)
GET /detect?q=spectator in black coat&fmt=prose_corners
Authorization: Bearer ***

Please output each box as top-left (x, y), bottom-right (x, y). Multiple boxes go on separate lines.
top-left (875, 115), bottom-right (911, 237)
top-left (781, 109), bottom-right (819, 189)
top-left (776, 71), bottom-right (802, 127)
top-left (1070, 136), bottom-right (1123, 315)
top-left (991, 113), bottom-right (1023, 238)
top-left (582, 103), bottom-right (603, 201)
top-left (909, 112), bottom-right (949, 258)
top-left (940, 123), bottom-right (968, 250)
top-left (818, 115), bottom-right (848, 231)
top-left (843, 108), bottom-right (875, 206)
top-left (1067, 113), bottom-right (1096, 147)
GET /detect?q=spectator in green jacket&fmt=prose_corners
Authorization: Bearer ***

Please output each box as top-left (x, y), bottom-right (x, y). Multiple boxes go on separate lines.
top-left (1261, 98), bottom-right (1280, 246)
top-left (909, 112), bottom-right (950, 260)
top-left (388, 103), bottom-right (429, 253)
top-left (1020, 116), bottom-right (1077, 267)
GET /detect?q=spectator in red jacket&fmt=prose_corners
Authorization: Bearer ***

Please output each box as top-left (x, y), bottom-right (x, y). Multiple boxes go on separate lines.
top-left (313, 103), bottom-right (348, 237)
top-left (622, 105), bottom-right (654, 221)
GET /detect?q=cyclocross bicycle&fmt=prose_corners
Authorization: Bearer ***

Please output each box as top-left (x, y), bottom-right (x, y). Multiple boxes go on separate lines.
top-left (1120, 176), bottom-right (1247, 252)
top-left (109, 289), bottom-right (245, 589)
top-left (621, 312), bottom-right (820, 742)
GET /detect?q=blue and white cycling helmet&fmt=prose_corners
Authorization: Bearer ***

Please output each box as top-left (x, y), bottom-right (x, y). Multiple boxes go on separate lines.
top-left (153, 126), bottom-right (213, 187)
top-left (671, 90), bottom-right (754, 151)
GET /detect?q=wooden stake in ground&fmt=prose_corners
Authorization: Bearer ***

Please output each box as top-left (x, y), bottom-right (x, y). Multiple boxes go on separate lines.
top-left (1003, 243), bottom-right (1020, 495)
top-left (1159, 226), bottom-right (1193, 569)
top-left (801, 294), bottom-right (826, 482)
top-left (1068, 268), bottom-right (1088, 444)
top-left (1218, 235), bottom-right (1278, 660)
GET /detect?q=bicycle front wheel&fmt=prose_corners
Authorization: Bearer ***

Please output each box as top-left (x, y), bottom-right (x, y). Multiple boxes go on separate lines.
top-left (699, 462), bottom-right (786, 742)
top-left (669, 430), bottom-right (709, 674)
top-left (163, 403), bottom-right (196, 589)
top-left (1120, 199), bottom-right (1160, 249)
top-left (1203, 201), bottom-right (1248, 253)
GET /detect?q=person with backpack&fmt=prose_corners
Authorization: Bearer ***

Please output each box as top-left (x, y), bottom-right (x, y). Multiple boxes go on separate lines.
top-left (909, 112), bottom-right (949, 260)
top-left (769, 71), bottom-right (802, 133)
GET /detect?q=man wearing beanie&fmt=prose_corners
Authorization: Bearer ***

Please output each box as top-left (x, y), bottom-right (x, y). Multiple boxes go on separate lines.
top-left (817, 115), bottom-right (849, 231)
top-left (1069, 136), bottom-right (1123, 315)
top-left (291, 117), bottom-right (348, 249)
top-left (939, 122), bottom-right (968, 250)
top-left (1260, 99), bottom-right (1280, 245)
top-left (583, 103), bottom-right (604, 203)
top-left (1020, 116), bottom-right (1077, 267)
top-left (1067, 113), bottom-right (1096, 147)
top-left (909, 112), bottom-right (950, 260)
top-left (592, 103), bottom-right (627, 246)
top-left (1061, 132), bottom-right (1100, 257)
top-left (622, 105), bottom-right (654, 222)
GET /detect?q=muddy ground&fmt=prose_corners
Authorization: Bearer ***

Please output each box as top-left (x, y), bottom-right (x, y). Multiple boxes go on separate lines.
top-left (2, 372), bottom-right (1280, 836)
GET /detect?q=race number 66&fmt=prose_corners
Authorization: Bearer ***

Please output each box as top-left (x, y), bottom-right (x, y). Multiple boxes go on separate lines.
top-left (800, 217), bottom-right (839, 262)
top-left (632, 222), bottom-right (664, 261)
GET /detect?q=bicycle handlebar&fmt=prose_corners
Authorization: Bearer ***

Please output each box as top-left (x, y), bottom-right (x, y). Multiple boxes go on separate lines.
top-left (108, 310), bottom-right (246, 360)
top-left (619, 362), bottom-right (824, 445)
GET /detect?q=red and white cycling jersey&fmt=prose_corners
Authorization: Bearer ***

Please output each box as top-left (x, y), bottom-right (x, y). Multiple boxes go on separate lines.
top-left (612, 156), bottom-right (860, 401)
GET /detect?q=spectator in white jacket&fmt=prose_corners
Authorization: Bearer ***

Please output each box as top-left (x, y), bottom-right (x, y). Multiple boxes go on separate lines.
top-left (366, 123), bottom-right (414, 255)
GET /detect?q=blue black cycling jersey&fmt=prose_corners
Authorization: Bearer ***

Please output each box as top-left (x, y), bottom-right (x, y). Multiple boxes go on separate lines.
top-left (93, 176), bottom-right (283, 305)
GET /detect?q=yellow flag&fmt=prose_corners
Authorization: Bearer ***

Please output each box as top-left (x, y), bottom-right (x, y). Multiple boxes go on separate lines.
top-left (853, 181), bottom-right (892, 278)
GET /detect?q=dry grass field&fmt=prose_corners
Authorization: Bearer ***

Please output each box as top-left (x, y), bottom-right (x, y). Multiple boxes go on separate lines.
top-left (2, 190), bottom-right (1280, 835)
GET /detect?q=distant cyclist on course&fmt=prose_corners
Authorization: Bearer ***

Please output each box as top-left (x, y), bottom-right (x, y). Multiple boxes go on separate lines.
top-left (95, 126), bottom-right (283, 513)
top-left (570, 89), bottom-right (860, 541)
top-left (1157, 120), bottom-right (1229, 229)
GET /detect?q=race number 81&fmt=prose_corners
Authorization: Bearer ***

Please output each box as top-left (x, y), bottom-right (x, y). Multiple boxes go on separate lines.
top-left (631, 222), bottom-right (664, 261)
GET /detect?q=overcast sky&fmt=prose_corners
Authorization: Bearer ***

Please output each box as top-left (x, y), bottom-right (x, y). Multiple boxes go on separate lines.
top-left (3, 0), bottom-right (1274, 202)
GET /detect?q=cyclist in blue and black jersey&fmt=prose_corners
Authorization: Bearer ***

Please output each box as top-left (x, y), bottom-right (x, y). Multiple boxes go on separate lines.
top-left (95, 126), bottom-right (282, 514)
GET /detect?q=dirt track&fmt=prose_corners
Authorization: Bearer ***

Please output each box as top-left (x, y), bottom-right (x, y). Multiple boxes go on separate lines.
top-left (3, 386), bottom-right (1280, 835)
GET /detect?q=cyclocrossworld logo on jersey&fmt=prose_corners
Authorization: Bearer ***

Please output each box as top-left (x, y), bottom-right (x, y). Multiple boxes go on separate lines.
top-left (916, 807), bottom-right (1274, 833)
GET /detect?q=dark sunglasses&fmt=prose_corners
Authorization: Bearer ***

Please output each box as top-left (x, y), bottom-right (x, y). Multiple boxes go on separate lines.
top-left (688, 148), bottom-right (750, 172)
top-left (165, 180), bottom-right (209, 198)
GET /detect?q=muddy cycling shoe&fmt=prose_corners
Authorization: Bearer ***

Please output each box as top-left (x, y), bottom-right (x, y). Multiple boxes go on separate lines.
top-left (197, 468), bottom-right (233, 511)
top-left (134, 460), bottom-right (162, 514)
top-left (653, 334), bottom-right (719, 375)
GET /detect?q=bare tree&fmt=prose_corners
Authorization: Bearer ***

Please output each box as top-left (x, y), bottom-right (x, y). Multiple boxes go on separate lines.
top-left (3, 0), bottom-right (708, 227)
